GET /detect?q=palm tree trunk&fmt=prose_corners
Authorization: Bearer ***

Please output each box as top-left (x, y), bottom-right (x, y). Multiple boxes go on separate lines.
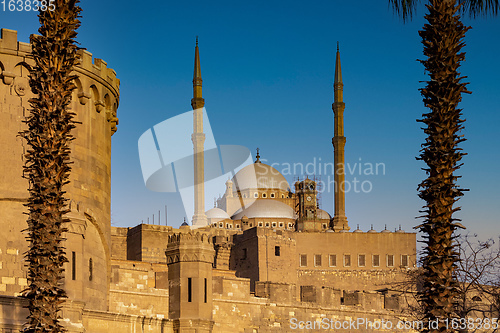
top-left (417, 0), bottom-right (469, 331)
top-left (21, 1), bottom-right (82, 332)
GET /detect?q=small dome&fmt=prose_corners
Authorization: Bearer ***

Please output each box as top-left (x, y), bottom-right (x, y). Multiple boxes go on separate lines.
top-left (317, 209), bottom-right (331, 220)
top-left (232, 200), bottom-right (297, 220)
top-left (206, 208), bottom-right (230, 222)
top-left (232, 163), bottom-right (290, 192)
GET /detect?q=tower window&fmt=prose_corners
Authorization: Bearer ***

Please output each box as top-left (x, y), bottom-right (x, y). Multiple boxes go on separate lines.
top-left (300, 254), bottom-right (307, 267)
top-left (314, 254), bottom-right (322, 267)
top-left (373, 254), bottom-right (380, 267)
top-left (235, 224), bottom-right (240, 229)
top-left (272, 222), bottom-right (277, 228)
top-left (89, 258), bottom-right (93, 281)
top-left (401, 255), bottom-right (409, 267)
top-left (204, 278), bottom-right (207, 303)
top-left (281, 194), bottom-right (285, 198)
top-left (258, 222), bottom-right (263, 227)
top-left (329, 254), bottom-right (337, 267)
top-left (288, 223), bottom-right (293, 229)
top-left (275, 246), bottom-right (280, 256)
top-left (72, 251), bottom-right (76, 280)
top-left (344, 254), bottom-right (351, 267)
top-left (254, 192), bottom-right (258, 198)
top-left (279, 222), bottom-right (284, 228)
top-left (322, 223), bottom-right (327, 229)
top-left (219, 222), bottom-right (223, 228)
top-left (188, 278), bottom-right (192, 302)
top-left (387, 254), bottom-right (394, 267)
top-left (262, 193), bottom-right (267, 198)
top-left (265, 222), bottom-right (270, 227)
top-left (270, 193), bottom-right (275, 198)
top-left (358, 254), bottom-right (366, 267)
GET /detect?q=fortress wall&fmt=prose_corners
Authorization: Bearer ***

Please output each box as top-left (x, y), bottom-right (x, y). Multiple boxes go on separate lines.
top-left (126, 224), bottom-right (173, 263)
top-left (109, 260), bottom-right (169, 318)
top-left (0, 28), bottom-right (119, 311)
top-left (111, 226), bottom-right (128, 260)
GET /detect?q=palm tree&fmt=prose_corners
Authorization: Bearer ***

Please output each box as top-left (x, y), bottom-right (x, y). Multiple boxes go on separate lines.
top-left (20, 1), bottom-right (82, 332)
top-left (388, 0), bottom-right (498, 331)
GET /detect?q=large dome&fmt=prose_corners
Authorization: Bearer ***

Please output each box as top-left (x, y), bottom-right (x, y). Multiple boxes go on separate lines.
top-left (232, 200), bottom-right (297, 220)
top-left (206, 207), bottom-right (230, 222)
top-left (232, 163), bottom-right (290, 192)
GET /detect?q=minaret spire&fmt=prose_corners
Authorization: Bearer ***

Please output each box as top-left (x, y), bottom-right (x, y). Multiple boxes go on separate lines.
top-left (332, 43), bottom-right (349, 231)
top-left (191, 37), bottom-right (207, 228)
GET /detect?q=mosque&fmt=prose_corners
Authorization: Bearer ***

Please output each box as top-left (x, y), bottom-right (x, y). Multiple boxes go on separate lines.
top-left (0, 28), bottom-right (417, 332)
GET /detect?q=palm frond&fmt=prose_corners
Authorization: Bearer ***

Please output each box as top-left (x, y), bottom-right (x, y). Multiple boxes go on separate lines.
top-left (459, 0), bottom-right (499, 17)
top-left (389, 0), bottom-right (420, 22)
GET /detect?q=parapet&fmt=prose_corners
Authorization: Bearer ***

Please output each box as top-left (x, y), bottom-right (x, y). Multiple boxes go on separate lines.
top-left (166, 230), bottom-right (215, 264)
top-left (0, 28), bottom-right (120, 134)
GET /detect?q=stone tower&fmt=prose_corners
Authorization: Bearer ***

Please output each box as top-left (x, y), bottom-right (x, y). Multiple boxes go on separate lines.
top-left (191, 37), bottom-right (208, 228)
top-left (332, 43), bottom-right (349, 231)
top-left (166, 228), bottom-right (215, 332)
top-left (0, 28), bottom-right (119, 311)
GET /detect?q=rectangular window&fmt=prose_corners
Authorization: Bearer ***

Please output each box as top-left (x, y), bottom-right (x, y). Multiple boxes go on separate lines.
top-left (188, 278), bottom-right (192, 302)
top-left (275, 246), bottom-right (280, 256)
top-left (270, 193), bottom-right (275, 198)
top-left (373, 254), bottom-right (380, 267)
top-left (204, 278), bottom-right (207, 303)
top-left (314, 254), bottom-right (322, 267)
top-left (242, 248), bottom-right (247, 260)
top-left (329, 254), bottom-right (337, 267)
top-left (265, 222), bottom-right (270, 227)
top-left (322, 223), bottom-right (327, 229)
top-left (288, 223), bottom-right (293, 229)
top-left (272, 222), bottom-right (277, 228)
top-left (300, 254), bottom-right (307, 267)
top-left (344, 254), bottom-right (351, 267)
top-left (72, 251), bottom-right (76, 280)
top-left (358, 254), bottom-right (366, 267)
top-left (279, 222), bottom-right (284, 228)
top-left (89, 258), bottom-right (93, 281)
top-left (258, 222), bottom-right (263, 227)
top-left (387, 254), bottom-right (394, 267)
top-left (401, 255), bottom-right (409, 267)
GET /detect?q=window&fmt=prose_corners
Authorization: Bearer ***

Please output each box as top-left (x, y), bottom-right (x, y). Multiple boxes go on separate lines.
top-left (281, 194), bottom-right (285, 198)
top-left (235, 224), bottom-right (240, 229)
top-left (322, 223), bottom-right (327, 229)
top-left (387, 254), bottom-right (394, 267)
top-left (344, 254), bottom-right (351, 267)
top-left (188, 278), bottom-right (192, 302)
top-left (314, 254), bottom-right (322, 267)
top-left (242, 248), bottom-right (247, 260)
top-left (204, 278), bottom-right (207, 303)
top-left (72, 251), bottom-right (76, 280)
top-left (329, 254), bottom-right (337, 267)
top-left (272, 222), bottom-right (277, 228)
top-left (300, 254), bottom-right (307, 267)
top-left (401, 255), bottom-right (409, 267)
top-left (258, 222), bottom-right (263, 227)
top-left (275, 246), bottom-right (280, 256)
top-left (265, 222), bottom-right (270, 227)
top-left (288, 223), bottom-right (293, 229)
top-left (279, 222), bottom-right (284, 228)
top-left (89, 258), bottom-right (93, 281)
top-left (219, 222), bottom-right (223, 228)
top-left (262, 193), bottom-right (267, 198)
top-left (270, 193), bottom-right (275, 198)
top-left (372, 254), bottom-right (380, 267)
top-left (358, 254), bottom-right (366, 267)
top-left (254, 192), bottom-right (258, 198)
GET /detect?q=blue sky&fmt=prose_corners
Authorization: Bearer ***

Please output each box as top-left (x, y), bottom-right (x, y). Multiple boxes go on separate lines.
top-left (2, 1), bottom-right (499, 241)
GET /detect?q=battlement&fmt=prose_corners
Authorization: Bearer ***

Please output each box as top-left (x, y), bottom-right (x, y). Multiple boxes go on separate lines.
top-left (0, 29), bottom-right (120, 95)
top-left (167, 230), bottom-right (213, 245)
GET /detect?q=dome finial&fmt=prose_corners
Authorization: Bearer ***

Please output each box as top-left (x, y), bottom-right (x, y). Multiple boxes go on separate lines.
top-left (255, 148), bottom-right (261, 163)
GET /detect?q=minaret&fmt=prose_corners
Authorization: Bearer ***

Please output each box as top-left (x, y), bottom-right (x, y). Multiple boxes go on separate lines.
top-left (191, 37), bottom-right (208, 227)
top-left (332, 43), bottom-right (349, 231)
